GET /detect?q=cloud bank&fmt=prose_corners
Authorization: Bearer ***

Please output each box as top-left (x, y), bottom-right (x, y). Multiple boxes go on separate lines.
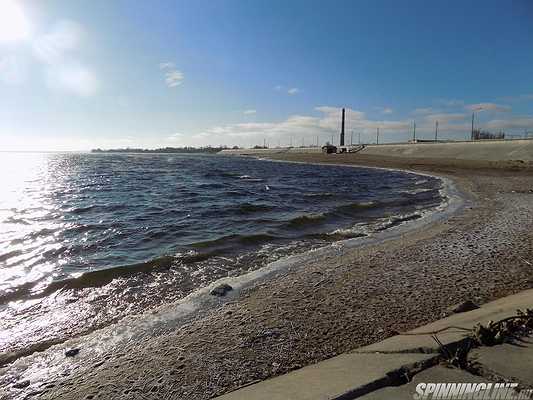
top-left (184, 103), bottom-right (533, 147)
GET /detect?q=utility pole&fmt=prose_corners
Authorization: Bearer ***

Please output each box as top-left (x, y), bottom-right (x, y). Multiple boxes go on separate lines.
top-left (263, 138), bottom-right (266, 148)
top-left (331, 134), bottom-right (334, 145)
top-left (376, 127), bottom-right (380, 144)
top-left (358, 131), bottom-right (361, 145)
top-left (340, 108), bottom-right (345, 146)
top-left (471, 112), bottom-right (475, 141)
top-left (351, 130), bottom-right (353, 146)
top-left (413, 121), bottom-right (416, 142)
top-left (435, 120), bottom-right (439, 141)
top-left (302, 137), bottom-right (304, 147)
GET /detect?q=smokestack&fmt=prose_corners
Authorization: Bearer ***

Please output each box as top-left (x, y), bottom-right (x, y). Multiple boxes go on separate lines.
top-left (340, 108), bottom-right (345, 146)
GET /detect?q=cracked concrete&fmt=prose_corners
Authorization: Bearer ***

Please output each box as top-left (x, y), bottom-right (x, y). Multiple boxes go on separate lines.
top-left (214, 353), bottom-right (438, 400)
top-left (360, 366), bottom-right (487, 400)
top-left (468, 335), bottom-right (533, 387)
top-left (216, 289), bottom-right (533, 400)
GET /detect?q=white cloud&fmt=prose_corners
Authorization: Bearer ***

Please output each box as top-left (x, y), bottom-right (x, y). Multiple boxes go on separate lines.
top-left (485, 117), bottom-right (533, 130)
top-left (162, 101), bottom-right (533, 147)
top-left (28, 19), bottom-right (100, 97)
top-left (412, 107), bottom-right (436, 115)
top-left (465, 102), bottom-right (511, 112)
top-left (436, 99), bottom-right (465, 107)
top-left (243, 109), bottom-right (257, 115)
top-left (193, 106), bottom-right (411, 146)
top-left (33, 20), bottom-right (83, 64)
top-left (159, 62), bottom-right (175, 69)
top-left (287, 87), bottom-right (300, 95)
top-left (164, 70), bottom-right (184, 87)
top-left (159, 62), bottom-right (184, 87)
top-left (167, 132), bottom-right (184, 141)
top-left (423, 113), bottom-right (467, 122)
top-left (45, 62), bottom-right (99, 97)
top-left (382, 107), bottom-right (393, 114)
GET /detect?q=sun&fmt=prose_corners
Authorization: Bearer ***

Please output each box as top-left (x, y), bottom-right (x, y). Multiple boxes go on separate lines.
top-left (0, 0), bottom-right (30, 42)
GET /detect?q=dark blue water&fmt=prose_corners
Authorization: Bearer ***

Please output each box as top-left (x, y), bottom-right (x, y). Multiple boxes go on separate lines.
top-left (0, 152), bottom-right (442, 358)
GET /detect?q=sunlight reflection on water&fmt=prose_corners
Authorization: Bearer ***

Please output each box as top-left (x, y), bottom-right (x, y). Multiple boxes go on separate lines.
top-left (0, 152), bottom-right (443, 366)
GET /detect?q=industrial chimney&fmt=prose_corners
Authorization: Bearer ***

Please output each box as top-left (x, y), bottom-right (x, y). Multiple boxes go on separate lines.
top-left (340, 108), bottom-right (345, 146)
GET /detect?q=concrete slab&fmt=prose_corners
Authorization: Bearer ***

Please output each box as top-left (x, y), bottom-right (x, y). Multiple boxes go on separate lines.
top-left (469, 335), bottom-right (533, 385)
top-left (355, 289), bottom-right (533, 354)
top-left (216, 290), bottom-right (533, 400)
top-left (215, 353), bottom-right (438, 400)
top-left (360, 366), bottom-right (487, 400)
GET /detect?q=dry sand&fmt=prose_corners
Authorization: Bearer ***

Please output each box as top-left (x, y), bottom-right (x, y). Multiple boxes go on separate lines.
top-left (4, 154), bottom-right (533, 400)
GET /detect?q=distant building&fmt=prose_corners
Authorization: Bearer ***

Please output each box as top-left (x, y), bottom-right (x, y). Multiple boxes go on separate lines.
top-left (472, 130), bottom-right (505, 140)
top-left (322, 143), bottom-right (337, 154)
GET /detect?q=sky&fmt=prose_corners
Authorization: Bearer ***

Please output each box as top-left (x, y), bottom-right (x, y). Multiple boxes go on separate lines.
top-left (1, 0), bottom-right (533, 151)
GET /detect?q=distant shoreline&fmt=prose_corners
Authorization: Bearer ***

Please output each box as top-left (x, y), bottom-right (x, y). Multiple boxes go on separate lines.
top-left (91, 147), bottom-right (234, 154)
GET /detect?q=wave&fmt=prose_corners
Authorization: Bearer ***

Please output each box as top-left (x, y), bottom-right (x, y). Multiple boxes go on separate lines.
top-left (1, 233), bottom-right (283, 300)
top-left (3, 216), bottom-right (31, 225)
top-left (287, 213), bottom-right (326, 228)
top-left (18, 227), bottom-right (61, 241)
top-left (327, 221), bottom-right (373, 238)
top-left (238, 175), bottom-right (264, 182)
top-left (237, 203), bottom-right (274, 214)
top-left (399, 188), bottom-right (435, 195)
top-left (69, 203), bottom-right (127, 214)
top-left (69, 205), bottom-right (96, 214)
top-left (0, 249), bottom-right (23, 263)
top-left (189, 233), bottom-right (279, 249)
top-left (303, 192), bottom-right (335, 198)
top-left (333, 201), bottom-right (378, 215)
top-left (375, 212), bottom-right (422, 231)
top-left (0, 255), bottom-right (176, 304)
top-left (203, 170), bottom-right (240, 179)
top-left (197, 182), bottom-right (226, 189)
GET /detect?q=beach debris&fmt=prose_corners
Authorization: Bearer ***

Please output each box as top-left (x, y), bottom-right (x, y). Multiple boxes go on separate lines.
top-left (65, 348), bottom-right (80, 357)
top-left (449, 300), bottom-right (479, 314)
top-left (471, 308), bottom-right (533, 346)
top-left (13, 380), bottom-right (30, 389)
top-left (210, 283), bottom-right (233, 297)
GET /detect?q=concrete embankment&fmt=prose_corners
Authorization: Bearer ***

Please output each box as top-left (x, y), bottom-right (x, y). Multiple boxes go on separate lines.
top-left (216, 289), bottom-right (533, 400)
top-left (220, 139), bottom-right (533, 162)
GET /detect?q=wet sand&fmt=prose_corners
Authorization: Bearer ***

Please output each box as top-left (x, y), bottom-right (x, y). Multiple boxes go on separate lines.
top-left (3, 154), bottom-right (533, 400)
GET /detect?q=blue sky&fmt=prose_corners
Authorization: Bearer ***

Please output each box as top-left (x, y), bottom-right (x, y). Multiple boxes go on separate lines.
top-left (1, 0), bottom-right (533, 150)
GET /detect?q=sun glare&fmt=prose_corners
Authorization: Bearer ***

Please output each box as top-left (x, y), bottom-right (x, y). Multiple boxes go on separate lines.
top-left (0, 0), bottom-right (30, 42)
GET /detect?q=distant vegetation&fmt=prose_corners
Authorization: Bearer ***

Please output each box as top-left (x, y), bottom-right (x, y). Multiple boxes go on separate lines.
top-left (91, 146), bottom-right (239, 154)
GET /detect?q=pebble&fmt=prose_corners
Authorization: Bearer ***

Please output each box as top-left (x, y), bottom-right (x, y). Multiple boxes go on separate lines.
top-left (13, 380), bottom-right (30, 389)
top-left (65, 348), bottom-right (80, 357)
top-left (449, 300), bottom-right (479, 314)
top-left (210, 283), bottom-right (233, 297)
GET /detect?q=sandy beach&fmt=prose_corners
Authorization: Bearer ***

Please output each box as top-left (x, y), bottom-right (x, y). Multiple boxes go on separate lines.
top-left (3, 153), bottom-right (533, 400)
